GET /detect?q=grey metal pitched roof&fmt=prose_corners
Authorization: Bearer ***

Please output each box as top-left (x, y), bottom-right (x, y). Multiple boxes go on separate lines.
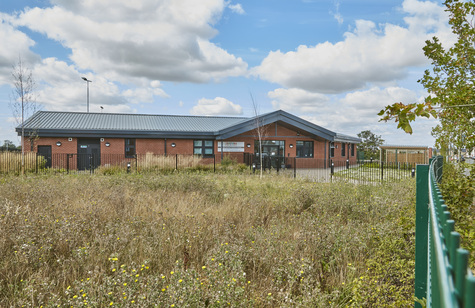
top-left (20, 111), bottom-right (247, 132)
top-left (334, 133), bottom-right (362, 143)
top-left (17, 110), bottom-right (361, 143)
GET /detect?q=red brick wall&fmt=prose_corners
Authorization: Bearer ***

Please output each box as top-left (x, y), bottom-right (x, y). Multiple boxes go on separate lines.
top-left (22, 122), bottom-right (359, 167)
top-left (30, 137), bottom-right (77, 154)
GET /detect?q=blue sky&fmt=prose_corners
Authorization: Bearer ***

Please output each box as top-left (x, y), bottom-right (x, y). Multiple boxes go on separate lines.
top-left (0, 0), bottom-right (453, 146)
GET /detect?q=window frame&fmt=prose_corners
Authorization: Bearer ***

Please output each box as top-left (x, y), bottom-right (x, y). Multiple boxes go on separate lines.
top-left (125, 138), bottom-right (136, 158)
top-left (330, 142), bottom-right (335, 158)
top-left (194, 140), bottom-right (214, 157)
top-left (351, 144), bottom-right (355, 157)
top-left (341, 143), bottom-right (346, 157)
top-left (296, 140), bottom-right (314, 158)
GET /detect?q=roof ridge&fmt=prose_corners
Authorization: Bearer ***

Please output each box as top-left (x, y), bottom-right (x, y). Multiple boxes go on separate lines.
top-left (37, 110), bottom-right (249, 119)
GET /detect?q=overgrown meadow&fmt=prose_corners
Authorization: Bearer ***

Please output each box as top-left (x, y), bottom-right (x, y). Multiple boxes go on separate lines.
top-left (0, 171), bottom-right (416, 307)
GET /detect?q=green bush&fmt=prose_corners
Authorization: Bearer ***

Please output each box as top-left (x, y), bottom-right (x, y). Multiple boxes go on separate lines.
top-left (439, 162), bottom-right (475, 269)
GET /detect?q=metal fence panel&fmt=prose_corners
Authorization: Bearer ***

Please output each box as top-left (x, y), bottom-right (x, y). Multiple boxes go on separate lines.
top-left (414, 156), bottom-right (475, 308)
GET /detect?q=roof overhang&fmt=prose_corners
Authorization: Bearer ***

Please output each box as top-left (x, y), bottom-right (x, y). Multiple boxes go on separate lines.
top-left (16, 128), bottom-right (217, 140)
top-left (216, 110), bottom-right (336, 141)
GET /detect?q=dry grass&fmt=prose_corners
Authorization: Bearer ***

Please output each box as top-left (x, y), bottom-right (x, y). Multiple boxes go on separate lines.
top-left (0, 173), bottom-right (416, 307)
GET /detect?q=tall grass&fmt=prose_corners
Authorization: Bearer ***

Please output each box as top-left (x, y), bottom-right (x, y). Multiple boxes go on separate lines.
top-left (0, 173), bottom-right (416, 307)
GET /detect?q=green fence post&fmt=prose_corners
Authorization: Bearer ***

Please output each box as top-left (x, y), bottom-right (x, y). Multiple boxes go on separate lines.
top-left (465, 276), bottom-right (475, 307)
top-left (415, 164), bottom-right (429, 307)
top-left (455, 249), bottom-right (469, 305)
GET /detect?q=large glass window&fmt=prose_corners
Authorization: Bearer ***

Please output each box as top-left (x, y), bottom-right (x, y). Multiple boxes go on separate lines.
top-left (125, 139), bottom-right (136, 158)
top-left (296, 141), bottom-right (314, 158)
top-left (254, 140), bottom-right (285, 157)
top-left (194, 140), bottom-right (214, 156)
top-left (341, 143), bottom-right (346, 157)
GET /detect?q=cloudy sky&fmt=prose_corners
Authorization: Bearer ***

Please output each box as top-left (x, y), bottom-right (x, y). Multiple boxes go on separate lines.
top-left (0, 0), bottom-right (454, 146)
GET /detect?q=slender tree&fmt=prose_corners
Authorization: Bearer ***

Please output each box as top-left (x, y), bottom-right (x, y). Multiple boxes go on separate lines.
top-left (250, 93), bottom-right (266, 179)
top-left (357, 130), bottom-right (384, 160)
top-left (379, 0), bottom-right (475, 154)
top-left (9, 56), bottom-right (38, 174)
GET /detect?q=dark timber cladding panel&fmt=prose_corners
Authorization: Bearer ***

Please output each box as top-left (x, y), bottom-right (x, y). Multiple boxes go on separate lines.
top-left (77, 138), bottom-right (101, 170)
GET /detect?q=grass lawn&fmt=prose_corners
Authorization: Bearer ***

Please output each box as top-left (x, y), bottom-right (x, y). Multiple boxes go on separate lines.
top-left (0, 172), bottom-right (416, 307)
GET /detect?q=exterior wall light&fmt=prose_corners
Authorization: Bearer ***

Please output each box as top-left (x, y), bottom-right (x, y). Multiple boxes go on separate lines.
top-left (289, 144), bottom-right (294, 148)
top-left (56, 141), bottom-right (62, 147)
top-left (247, 143), bottom-right (251, 148)
top-left (105, 142), bottom-right (110, 147)
top-left (171, 143), bottom-right (176, 147)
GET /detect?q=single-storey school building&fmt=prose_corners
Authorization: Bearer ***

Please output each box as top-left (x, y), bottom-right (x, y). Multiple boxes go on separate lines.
top-left (16, 109), bottom-right (360, 170)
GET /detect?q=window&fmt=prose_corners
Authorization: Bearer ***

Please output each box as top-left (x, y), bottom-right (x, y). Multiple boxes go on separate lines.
top-left (351, 144), bottom-right (355, 156)
top-left (296, 141), bottom-right (314, 158)
top-left (341, 143), bottom-right (346, 157)
top-left (194, 140), bottom-right (214, 156)
top-left (254, 140), bottom-right (285, 157)
top-left (330, 142), bottom-right (335, 158)
top-left (125, 139), bottom-right (136, 158)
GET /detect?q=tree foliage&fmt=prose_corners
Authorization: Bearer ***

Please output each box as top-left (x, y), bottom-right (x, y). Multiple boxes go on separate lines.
top-left (379, 0), bottom-right (475, 151)
top-left (357, 130), bottom-right (384, 160)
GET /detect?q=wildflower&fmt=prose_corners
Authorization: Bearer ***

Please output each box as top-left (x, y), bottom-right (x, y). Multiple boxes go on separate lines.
top-left (170, 271), bottom-right (174, 275)
top-left (110, 302), bottom-right (113, 306)
top-left (179, 279), bottom-right (183, 283)
top-left (112, 268), bottom-right (116, 272)
top-left (123, 283), bottom-right (127, 286)
top-left (202, 266), bottom-right (206, 269)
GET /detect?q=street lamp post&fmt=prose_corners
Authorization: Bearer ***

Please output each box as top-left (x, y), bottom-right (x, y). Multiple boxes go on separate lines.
top-left (81, 77), bottom-right (92, 112)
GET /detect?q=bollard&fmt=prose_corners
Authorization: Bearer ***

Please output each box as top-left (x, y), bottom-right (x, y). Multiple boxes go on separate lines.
top-left (346, 159), bottom-right (349, 169)
top-left (412, 168), bottom-right (415, 178)
top-left (127, 162), bottom-right (131, 173)
top-left (330, 161), bottom-right (334, 175)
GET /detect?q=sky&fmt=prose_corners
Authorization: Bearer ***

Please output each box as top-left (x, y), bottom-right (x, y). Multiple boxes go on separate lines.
top-left (0, 0), bottom-right (455, 147)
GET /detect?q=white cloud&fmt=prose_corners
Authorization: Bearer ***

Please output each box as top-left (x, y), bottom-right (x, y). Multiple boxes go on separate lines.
top-left (331, 1), bottom-right (343, 25)
top-left (32, 58), bottom-right (136, 113)
top-left (13, 0), bottom-right (248, 84)
top-left (0, 14), bottom-right (41, 85)
top-left (253, 0), bottom-right (451, 94)
top-left (265, 84), bottom-right (436, 145)
top-left (268, 88), bottom-right (329, 112)
top-left (190, 97), bottom-right (243, 115)
top-left (228, 3), bottom-right (245, 15)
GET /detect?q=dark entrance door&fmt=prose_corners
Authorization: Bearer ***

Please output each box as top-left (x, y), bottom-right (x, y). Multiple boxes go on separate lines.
top-left (77, 138), bottom-right (101, 170)
top-left (254, 140), bottom-right (285, 169)
top-left (37, 145), bottom-right (52, 168)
